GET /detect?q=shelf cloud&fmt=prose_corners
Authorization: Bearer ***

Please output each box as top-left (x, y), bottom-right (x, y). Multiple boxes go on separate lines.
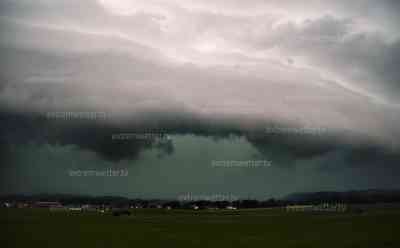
top-left (1, 0), bottom-right (400, 197)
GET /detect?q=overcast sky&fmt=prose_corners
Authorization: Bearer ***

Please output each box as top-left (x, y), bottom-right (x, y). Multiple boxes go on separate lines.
top-left (1, 0), bottom-right (400, 199)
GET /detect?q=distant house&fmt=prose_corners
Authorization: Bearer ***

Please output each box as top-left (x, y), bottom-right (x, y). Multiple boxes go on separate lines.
top-left (3, 202), bottom-right (12, 208)
top-left (226, 206), bottom-right (237, 210)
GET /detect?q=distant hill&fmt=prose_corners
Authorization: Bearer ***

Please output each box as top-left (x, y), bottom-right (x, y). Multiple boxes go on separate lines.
top-left (284, 189), bottom-right (400, 203)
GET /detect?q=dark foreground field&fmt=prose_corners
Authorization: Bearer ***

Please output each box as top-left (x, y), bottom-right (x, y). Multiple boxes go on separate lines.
top-left (1, 207), bottom-right (399, 248)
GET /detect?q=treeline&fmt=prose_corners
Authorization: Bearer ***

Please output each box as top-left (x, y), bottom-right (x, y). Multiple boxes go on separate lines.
top-left (3, 189), bottom-right (400, 208)
top-left (0, 194), bottom-right (284, 208)
top-left (284, 189), bottom-right (400, 204)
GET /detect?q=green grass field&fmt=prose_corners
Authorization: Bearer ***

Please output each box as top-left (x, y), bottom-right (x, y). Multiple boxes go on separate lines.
top-left (1, 207), bottom-right (399, 248)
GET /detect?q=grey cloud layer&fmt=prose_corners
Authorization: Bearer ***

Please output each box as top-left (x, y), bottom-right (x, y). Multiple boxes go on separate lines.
top-left (1, 1), bottom-right (400, 167)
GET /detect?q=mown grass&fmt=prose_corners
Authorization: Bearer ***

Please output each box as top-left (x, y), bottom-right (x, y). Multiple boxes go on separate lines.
top-left (1, 207), bottom-right (399, 248)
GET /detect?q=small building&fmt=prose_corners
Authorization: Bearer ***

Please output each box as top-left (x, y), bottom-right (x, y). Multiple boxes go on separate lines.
top-left (3, 202), bottom-right (12, 208)
top-left (226, 206), bottom-right (237, 210)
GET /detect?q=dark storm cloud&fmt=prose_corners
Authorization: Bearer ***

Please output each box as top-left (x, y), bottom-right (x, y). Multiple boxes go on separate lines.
top-left (1, 106), bottom-right (400, 198)
top-left (2, 106), bottom-right (399, 170)
top-left (1, 0), bottom-right (400, 197)
top-left (245, 129), bottom-right (400, 171)
top-left (0, 110), bottom-right (174, 162)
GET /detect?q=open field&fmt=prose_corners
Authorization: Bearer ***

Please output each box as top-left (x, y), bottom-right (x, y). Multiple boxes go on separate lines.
top-left (1, 207), bottom-right (399, 248)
